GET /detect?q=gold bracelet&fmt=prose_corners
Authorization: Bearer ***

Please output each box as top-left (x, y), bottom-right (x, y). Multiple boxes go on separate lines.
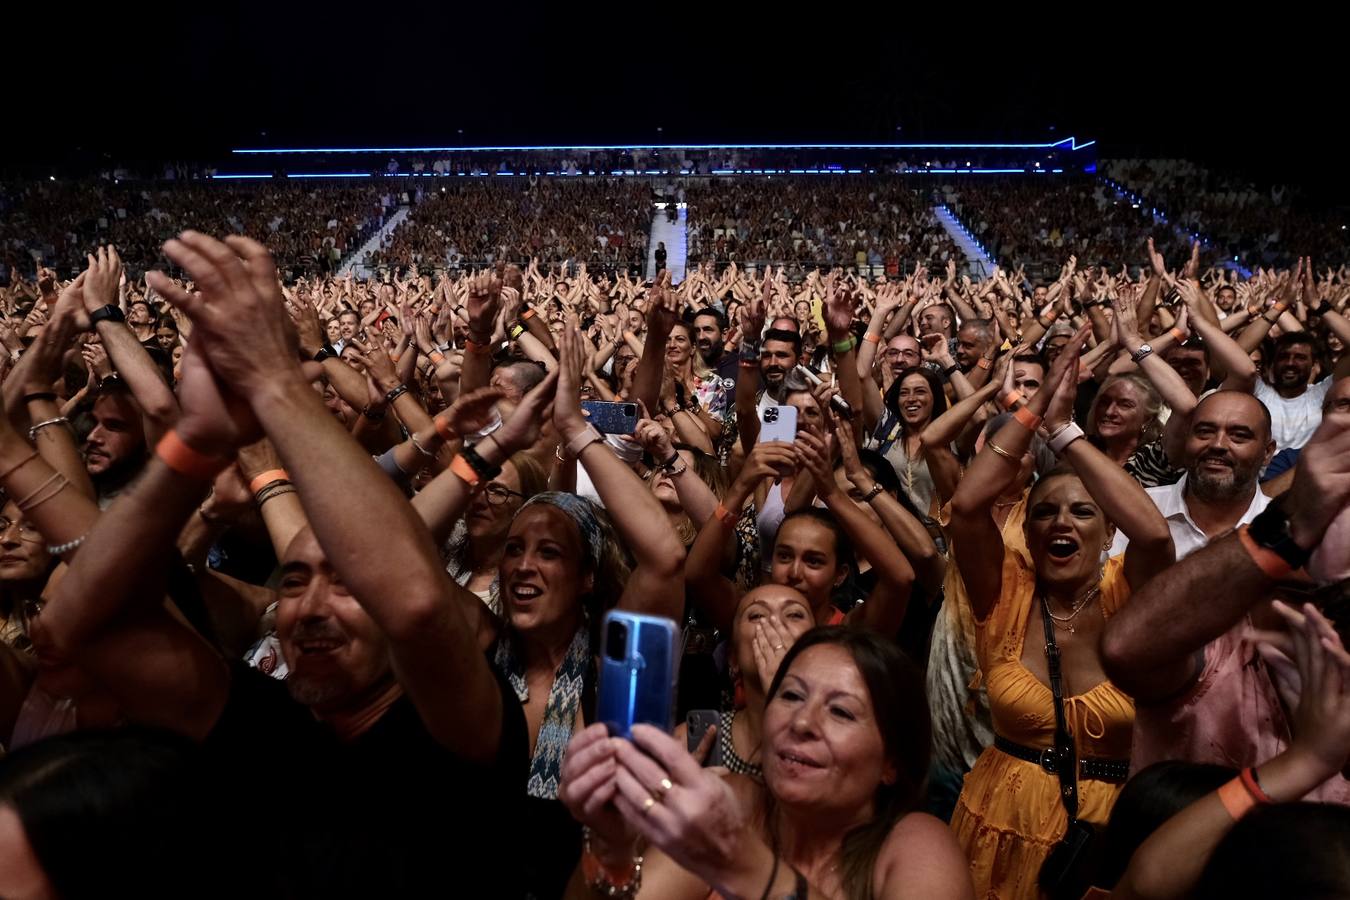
top-left (987, 440), bottom-right (1019, 463)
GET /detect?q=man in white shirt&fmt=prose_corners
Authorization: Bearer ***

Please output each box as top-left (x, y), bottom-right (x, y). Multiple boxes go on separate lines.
top-left (1251, 332), bottom-right (1334, 452)
top-left (1111, 391), bottom-right (1275, 560)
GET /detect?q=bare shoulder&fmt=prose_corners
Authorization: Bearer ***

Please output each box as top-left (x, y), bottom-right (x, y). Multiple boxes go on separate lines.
top-left (874, 812), bottom-right (974, 900)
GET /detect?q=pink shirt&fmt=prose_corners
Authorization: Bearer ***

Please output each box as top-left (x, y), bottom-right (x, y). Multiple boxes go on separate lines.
top-left (1132, 620), bottom-right (1350, 804)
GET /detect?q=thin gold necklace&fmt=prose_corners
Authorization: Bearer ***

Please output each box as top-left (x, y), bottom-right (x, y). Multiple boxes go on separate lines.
top-left (1042, 585), bottom-right (1101, 634)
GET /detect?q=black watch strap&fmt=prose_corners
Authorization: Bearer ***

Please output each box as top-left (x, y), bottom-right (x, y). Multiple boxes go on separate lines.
top-left (313, 344), bottom-right (337, 363)
top-left (89, 304), bottom-right (126, 326)
top-left (1247, 502), bottom-right (1312, 570)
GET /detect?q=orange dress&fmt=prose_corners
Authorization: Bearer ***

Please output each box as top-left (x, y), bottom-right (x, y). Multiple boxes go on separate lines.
top-left (950, 549), bottom-right (1134, 900)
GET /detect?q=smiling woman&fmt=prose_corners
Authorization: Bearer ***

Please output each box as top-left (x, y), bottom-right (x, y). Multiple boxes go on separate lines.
top-left (946, 328), bottom-right (1174, 899)
top-left (559, 626), bottom-right (974, 900)
top-left (878, 366), bottom-right (949, 515)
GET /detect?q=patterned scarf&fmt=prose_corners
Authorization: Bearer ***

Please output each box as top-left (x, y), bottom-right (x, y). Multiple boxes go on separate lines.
top-left (495, 620), bottom-right (591, 800)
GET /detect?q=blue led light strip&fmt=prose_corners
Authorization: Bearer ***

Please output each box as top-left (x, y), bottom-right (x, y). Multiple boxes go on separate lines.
top-left (232, 137), bottom-right (1097, 154)
top-left (209, 173), bottom-right (274, 180)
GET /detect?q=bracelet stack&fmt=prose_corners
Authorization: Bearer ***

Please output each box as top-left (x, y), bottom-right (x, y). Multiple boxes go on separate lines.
top-left (249, 469), bottom-right (293, 507)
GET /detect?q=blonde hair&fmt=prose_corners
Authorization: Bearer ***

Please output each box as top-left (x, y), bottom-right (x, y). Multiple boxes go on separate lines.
top-left (1088, 373), bottom-right (1163, 445)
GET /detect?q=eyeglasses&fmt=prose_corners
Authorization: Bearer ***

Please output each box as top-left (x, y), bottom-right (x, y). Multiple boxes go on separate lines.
top-left (483, 484), bottom-right (525, 506)
top-left (0, 517), bottom-right (41, 540)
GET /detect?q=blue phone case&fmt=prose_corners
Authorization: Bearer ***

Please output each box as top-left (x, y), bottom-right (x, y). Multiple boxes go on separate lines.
top-left (580, 401), bottom-right (640, 435)
top-left (597, 611), bottom-right (680, 740)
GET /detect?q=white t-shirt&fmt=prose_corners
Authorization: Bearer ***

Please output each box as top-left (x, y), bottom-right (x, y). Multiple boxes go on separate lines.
top-left (1253, 378), bottom-right (1331, 451)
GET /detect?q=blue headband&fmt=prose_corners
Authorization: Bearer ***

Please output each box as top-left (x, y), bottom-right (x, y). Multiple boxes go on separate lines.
top-left (520, 492), bottom-right (604, 568)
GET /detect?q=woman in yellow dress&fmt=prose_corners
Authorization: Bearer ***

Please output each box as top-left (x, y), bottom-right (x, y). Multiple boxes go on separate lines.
top-left (947, 326), bottom-right (1174, 899)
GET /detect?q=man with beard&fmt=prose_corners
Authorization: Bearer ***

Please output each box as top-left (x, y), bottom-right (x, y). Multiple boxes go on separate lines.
top-left (1252, 332), bottom-right (1348, 452)
top-left (31, 232), bottom-right (532, 896)
top-left (1102, 397), bottom-right (1350, 803)
top-left (691, 306), bottom-right (738, 383)
top-left (1109, 390), bottom-right (1275, 560)
top-left (733, 280), bottom-right (805, 449)
top-left (83, 384), bottom-right (150, 506)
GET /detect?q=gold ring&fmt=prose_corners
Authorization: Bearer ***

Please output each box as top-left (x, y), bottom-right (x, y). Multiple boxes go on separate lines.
top-left (653, 777), bottom-right (673, 799)
top-left (642, 796), bottom-right (657, 814)
top-left (774, 644), bottom-right (785, 651)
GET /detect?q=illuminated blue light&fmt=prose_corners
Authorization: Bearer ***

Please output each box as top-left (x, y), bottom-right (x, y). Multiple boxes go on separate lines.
top-left (233, 137), bottom-right (1098, 154)
top-left (210, 173), bottom-right (273, 180)
top-left (288, 173), bottom-right (370, 178)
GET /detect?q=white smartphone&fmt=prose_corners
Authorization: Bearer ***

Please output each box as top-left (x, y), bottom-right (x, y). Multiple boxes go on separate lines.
top-left (758, 404), bottom-right (798, 443)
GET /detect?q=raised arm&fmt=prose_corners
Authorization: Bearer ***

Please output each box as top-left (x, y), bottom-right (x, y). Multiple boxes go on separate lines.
top-left (1038, 310), bottom-right (1175, 585)
top-left (633, 418), bottom-right (719, 527)
top-left (685, 442), bottom-right (794, 632)
top-left (628, 271), bottom-right (676, 417)
top-left (796, 427), bottom-right (914, 635)
top-left (153, 232), bottom-right (506, 763)
top-left (822, 281), bottom-right (864, 424)
top-left (555, 327), bottom-right (686, 619)
top-left (31, 338), bottom-right (247, 740)
top-left (1113, 604), bottom-right (1350, 900)
top-left (460, 271), bottom-right (502, 395)
top-left (1113, 290), bottom-right (1199, 417)
top-left (856, 287), bottom-right (902, 379)
top-left (836, 416), bottom-right (945, 593)
top-left (949, 325), bottom-right (1089, 619)
top-left (1102, 408), bottom-right (1350, 703)
top-left (735, 276), bottom-right (769, 453)
top-left (921, 372), bottom-right (1002, 505)
top-left (1172, 280), bottom-right (1259, 391)
top-left (81, 247), bottom-right (178, 428)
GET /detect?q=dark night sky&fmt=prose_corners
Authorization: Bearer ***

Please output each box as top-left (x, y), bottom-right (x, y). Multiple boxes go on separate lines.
top-left (13, 3), bottom-right (1343, 201)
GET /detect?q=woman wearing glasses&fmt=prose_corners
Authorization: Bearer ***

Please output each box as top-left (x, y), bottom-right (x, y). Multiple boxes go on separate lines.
top-left (0, 502), bottom-right (53, 654)
top-left (442, 452), bottom-right (548, 617)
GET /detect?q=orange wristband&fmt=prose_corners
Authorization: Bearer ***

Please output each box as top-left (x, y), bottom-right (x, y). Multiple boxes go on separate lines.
top-left (1217, 777), bottom-right (1257, 821)
top-left (449, 454), bottom-right (481, 487)
top-left (156, 430), bottom-right (229, 481)
top-left (1239, 767), bottom-right (1274, 804)
top-left (1170, 327), bottom-right (1186, 343)
top-left (862, 332), bottom-right (881, 345)
top-left (976, 356), bottom-right (993, 370)
top-left (519, 308), bottom-right (537, 321)
top-left (433, 416), bottom-right (458, 442)
top-left (1237, 525), bottom-right (1295, 580)
top-left (429, 351), bottom-right (445, 365)
top-left (997, 389), bottom-right (1024, 411)
top-left (1012, 406), bottom-right (1043, 432)
top-left (465, 338), bottom-right (493, 355)
top-left (248, 469), bottom-right (290, 494)
top-left (712, 503), bottom-right (738, 527)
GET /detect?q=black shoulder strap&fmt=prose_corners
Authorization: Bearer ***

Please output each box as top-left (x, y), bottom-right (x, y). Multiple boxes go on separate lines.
top-left (1040, 597), bottom-right (1080, 822)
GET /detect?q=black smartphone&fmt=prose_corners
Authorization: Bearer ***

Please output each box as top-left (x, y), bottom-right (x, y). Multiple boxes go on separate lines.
top-left (686, 709), bottom-right (724, 767)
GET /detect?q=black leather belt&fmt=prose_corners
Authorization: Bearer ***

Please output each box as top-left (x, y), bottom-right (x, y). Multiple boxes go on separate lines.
top-left (994, 735), bottom-right (1130, 784)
